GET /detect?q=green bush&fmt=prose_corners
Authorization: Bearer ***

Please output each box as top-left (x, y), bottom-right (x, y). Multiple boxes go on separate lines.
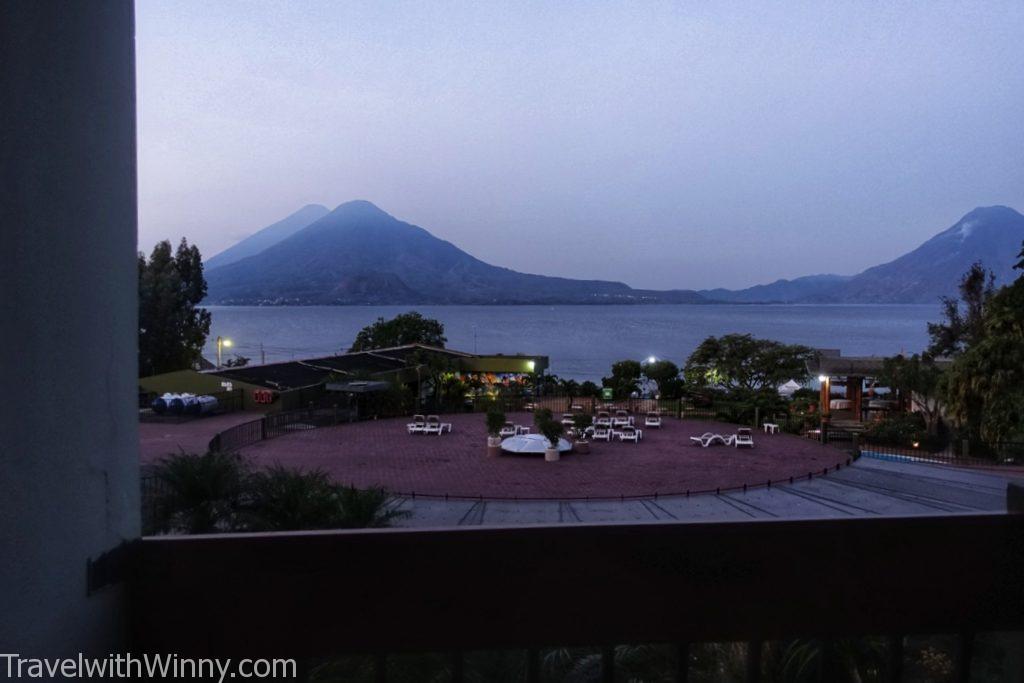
top-left (149, 452), bottom-right (406, 534)
top-left (485, 405), bottom-right (506, 436)
top-left (863, 414), bottom-right (935, 448)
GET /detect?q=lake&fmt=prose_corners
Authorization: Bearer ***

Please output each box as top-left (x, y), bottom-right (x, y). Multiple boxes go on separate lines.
top-left (203, 304), bottom-right (941, 381)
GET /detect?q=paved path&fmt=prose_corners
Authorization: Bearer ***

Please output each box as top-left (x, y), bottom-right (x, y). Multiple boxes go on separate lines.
top-left (139, 412), bottom-right (261, 464)
top-left (387, 456), bottom-right (1020, 528)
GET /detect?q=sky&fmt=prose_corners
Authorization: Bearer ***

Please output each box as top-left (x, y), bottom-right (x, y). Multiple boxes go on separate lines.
top-left (136, 0), bottom-right (1024, 290)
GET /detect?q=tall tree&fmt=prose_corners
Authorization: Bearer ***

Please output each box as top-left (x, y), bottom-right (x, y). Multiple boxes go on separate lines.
top-left (349, 312), bottom-right (446, 352)
top-left (943, 250), bottom-right (1024, 445)
top-left (878, 354), bottom-right (945, 435)
top-left (643, 359), bottom-right (683, 398)
top-left (602, 360), bottom-right (643, 399)
top-left (926, 262), bottom-right (996, 357)
top-left (138, 238), bottom-right (211, 376)
top-left (683, 334), bottom-right (813, 393)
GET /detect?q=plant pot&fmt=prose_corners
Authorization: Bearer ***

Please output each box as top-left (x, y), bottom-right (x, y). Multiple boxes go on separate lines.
top-left (487, 435), bottom-right (502, 458)
top-left (574, 440), bottom-right (590, 454)
top-left (545, 447), bottom-right (560, 462)
top-left (487, 436), bottom-right (502, 447)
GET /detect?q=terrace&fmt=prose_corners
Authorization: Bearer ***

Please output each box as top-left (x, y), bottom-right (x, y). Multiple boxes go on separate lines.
top-left (5, 4), bottom-right (1024, 680)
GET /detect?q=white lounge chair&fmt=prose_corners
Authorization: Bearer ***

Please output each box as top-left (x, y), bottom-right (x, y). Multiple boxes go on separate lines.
top-left (407, 414), bottom-right (426, 434)
top-left (424, 416), bottom-right (442, 435)
top-left (735, 428), bottom-right (754, 448)
top-left (592, 426), bottom-right (612, 442)
top-left (499, 422), bottom-right (518, 438)
top-left (644, 411), bottom-right (662, 428)
top-left (689, 432), bottom-right (726, 448)
top-left (618, 426), bottom-right (641, 443)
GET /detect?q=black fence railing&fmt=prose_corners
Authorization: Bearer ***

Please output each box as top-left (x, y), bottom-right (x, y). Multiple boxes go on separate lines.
top-left (131, 512), bottom-right (1024, 681)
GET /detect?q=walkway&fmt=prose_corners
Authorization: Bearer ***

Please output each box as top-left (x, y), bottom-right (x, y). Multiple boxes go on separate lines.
top-left (388, 456), bottom-right (1020, 527)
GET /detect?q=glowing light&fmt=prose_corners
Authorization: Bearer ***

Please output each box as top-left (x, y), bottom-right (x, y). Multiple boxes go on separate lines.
top-left (912, 441), bottom-right (920, 448)
top-left (817, 375), bottom-right (828, 383)
top-left (526, 360), bottom-right (535, 372)
top-left (222, 339), bottom-right (233, 348)
top-left (646, 356), bottom-right (657, 364)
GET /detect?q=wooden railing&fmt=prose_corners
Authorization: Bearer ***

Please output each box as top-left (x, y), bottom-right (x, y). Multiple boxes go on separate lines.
top-left (130, 510), bottom-right (1024, 680)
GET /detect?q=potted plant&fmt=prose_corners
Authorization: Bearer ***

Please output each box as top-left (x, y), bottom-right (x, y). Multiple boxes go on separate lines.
top-left (537, 413), bottom-right (564, 462)
top-left (572, 413), bottom-right (593, 454)
top-left (485, 406), bottom-right (506, 456)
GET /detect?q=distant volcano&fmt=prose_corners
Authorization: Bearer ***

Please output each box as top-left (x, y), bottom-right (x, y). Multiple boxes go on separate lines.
top-left (701, 206), bottom-right (1024, 303)
top-left (203, 200), bottom-right (705, 305)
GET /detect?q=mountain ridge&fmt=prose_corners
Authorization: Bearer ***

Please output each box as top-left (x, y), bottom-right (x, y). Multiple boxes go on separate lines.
top-left (204, 200), bottom-right (706, 305)
top-left (204, 202), bottom-right (1024, 305)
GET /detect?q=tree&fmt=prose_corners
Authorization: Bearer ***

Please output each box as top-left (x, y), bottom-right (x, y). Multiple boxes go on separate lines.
top-left (943, 260), bottom-right (1024, 445)
top-left (643, 359), bottom-right (682, 398)
top-left (878, 354), bottom-right (945, 435)
top-left (683, 334), bottom-right (813, 394)
top-left (349, 312), bottom-right (446, 352)
top-left (927, 262), bottom-right (996, 357)
top-left (223, 355), bottom-right (250, 368)
top-left (602, 360), bottom-right (643, 399)
top-left (138, 238), bottom-right (212, 376)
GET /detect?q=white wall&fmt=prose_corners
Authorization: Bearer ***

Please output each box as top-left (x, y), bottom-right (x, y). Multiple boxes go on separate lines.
top-left (0, 1), bottom-right (140, 653)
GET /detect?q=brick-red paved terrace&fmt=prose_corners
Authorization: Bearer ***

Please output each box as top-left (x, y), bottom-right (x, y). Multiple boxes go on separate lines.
top-left (235, 412), bottom-right (850, 499)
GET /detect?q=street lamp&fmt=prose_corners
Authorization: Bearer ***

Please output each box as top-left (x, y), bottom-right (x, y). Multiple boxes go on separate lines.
top-left (216, 336), bottom-right (233, 368)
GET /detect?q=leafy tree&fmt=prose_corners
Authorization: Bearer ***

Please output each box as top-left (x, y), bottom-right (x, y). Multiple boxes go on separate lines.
top-left (943, 271), bottom-right (1024, 445)
top-left (138, 238), bottom-right (212, 376)
top-left (878, 354), bottom-right (945, 435)
top-left (349, 311), bottom-right (446, 351)
top-left (534, 410), bottom-right (564, 448)
top-left (927, 262), bottom-right (996, 357)
top-left (643, 359), bottom-right (682, 398)
top-left (601, 360), bottom-right (643, 399)
top-left (223, 355), bottom-right (250, 368)
top-left (683, 334), bottom-right (813, 394)
top-left (579, 380), bottom-right (602, 397)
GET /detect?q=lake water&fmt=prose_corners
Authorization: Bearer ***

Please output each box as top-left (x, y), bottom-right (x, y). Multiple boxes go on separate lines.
top-left (204, 304), bottom-right (940, 381)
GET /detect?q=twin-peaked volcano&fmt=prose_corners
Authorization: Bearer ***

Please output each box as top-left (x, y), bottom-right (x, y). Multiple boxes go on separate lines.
top-left (203, 200), bottom-right (704, 305)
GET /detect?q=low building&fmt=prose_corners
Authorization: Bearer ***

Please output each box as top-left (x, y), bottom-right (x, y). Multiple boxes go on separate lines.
top-left (139, 344), bottom-right (549, 413)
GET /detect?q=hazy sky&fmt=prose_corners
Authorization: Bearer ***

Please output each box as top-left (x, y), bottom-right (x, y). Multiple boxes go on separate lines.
top-left (137, 1), bottom-right (1024, 290)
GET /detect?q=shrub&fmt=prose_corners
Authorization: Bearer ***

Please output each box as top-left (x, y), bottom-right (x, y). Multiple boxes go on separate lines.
top-left (485, 405), bottom-right (506, 436)
top-left (572, 413), bottom-right (593, 437)
top-left (148, 452), bottom-right (406, 534)
top-left (152, 450), bottom-right (250, 534)
top-left (863, 413), bottom-right (931, 448)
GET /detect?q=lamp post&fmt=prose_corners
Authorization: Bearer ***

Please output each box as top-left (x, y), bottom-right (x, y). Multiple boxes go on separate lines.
top-left (216, 336), bottom-right (233, 369)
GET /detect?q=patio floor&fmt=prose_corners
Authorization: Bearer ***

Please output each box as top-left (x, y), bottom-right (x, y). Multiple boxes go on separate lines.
top-left (235, 412), bottom-right (850, 499)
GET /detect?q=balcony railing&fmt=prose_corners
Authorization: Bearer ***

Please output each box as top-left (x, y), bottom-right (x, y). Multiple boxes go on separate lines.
top-left (129, 510), bottom-right (1024, 680)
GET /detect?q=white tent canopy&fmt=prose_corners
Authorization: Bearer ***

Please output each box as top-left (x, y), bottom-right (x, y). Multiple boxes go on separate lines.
top-left (777, 379), bottom-right (802, 396)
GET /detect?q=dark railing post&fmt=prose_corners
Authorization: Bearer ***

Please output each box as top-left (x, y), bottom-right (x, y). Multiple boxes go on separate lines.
top-left (885, 635), bottom-right (904, 683)
top-left (754, 407), bottom-right (760, 429)
top-left (676, 642), bottom-right (690, 683)
top-left (526, 649), bottom-right (540, 683)
top-left (451, 650), bottom-right (464, 683)
top-left (260, 416), bottom-right (268, 441)
top-left (745, 640), bottom-right (761, 683)
top-left (954, 631), bottom-right (974, 683)
top-left (962, 439), bottom-right (970, 459)
top-left (601, 646), bottom-right (615, 683)
top-left (852, 433), bottom-right (861, 456)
